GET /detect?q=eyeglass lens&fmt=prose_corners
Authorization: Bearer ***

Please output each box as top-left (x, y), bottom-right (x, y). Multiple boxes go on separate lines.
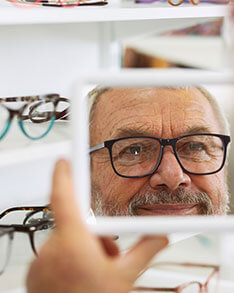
top-left (32, 221), bottom-right (54, 253)
top-left (0, 105), bottom-right (10, 138)
top-left (0, 231), bottom-right (12, 275)
top-left (181, 274), bottom-right (219, 293)
top-left (111, 135), bottom-right (225, 177)
top-left (206, 270), bottom-right (219, 293)
top-left (25, 210), bottom-right (54, 253)
top-left (1, 209), bottom-right (54, 255)
top-left (20, 100), bottom-right (55, 139)
top-left (112, 137), bottom-right (160, 177)
top-left (181, 283), bottom-right (201, 292)
top-left (175, 135), bottom-right (224, 174)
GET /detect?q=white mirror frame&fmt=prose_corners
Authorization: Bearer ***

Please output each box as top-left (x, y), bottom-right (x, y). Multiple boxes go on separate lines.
top-left (72, 68), bottom-right (234, 236)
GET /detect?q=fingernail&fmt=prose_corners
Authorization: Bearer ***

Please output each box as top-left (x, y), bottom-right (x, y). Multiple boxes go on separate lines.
top-left (56, 159), bottom-right (70, 175)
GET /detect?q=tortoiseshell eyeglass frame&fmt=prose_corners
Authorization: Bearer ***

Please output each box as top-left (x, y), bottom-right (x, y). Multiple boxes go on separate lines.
top-left (133, 262), bottom-right (220, 292)
top-left (0, 93), bottom-right (70, 140)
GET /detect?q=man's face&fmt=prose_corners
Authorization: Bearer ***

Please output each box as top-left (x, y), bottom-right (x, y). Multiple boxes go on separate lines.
top-left (90, 88), bottom-right (229, 216)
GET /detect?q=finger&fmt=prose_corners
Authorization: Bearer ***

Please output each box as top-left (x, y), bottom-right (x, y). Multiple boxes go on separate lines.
top-left (119, 235), bottom-right (168, 280)
top-left (99, 237), bottom-right (120, 257)
top-left (50, 159), bottom-right (86, 232)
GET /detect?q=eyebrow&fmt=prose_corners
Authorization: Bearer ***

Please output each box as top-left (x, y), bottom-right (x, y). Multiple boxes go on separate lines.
top-left (184, 126), bottom-right (215, 135)
top-left (113, 126), bottom-right (154, 138)
top-left (112, 125), bottom-right (215, 139)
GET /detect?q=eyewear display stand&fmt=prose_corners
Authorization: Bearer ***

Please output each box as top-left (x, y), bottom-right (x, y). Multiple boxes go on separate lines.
top-left (0, 0), bottom-right (232, 292)
top-left (0, 0), bottom-right (228, 24)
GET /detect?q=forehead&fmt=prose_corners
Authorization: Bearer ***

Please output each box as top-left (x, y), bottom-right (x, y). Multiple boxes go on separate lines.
top-left (91, 87), bottom-right (221, 142)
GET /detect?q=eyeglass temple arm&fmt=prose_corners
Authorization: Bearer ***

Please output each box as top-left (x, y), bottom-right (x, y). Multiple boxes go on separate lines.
top-left (23, 207), bottom-right (51, 225)
top-left (24, 98), bottom-right (70, 122)
top-left (6, 219), bottom-right (52, 233)
top-left (0, 206), bottom-right (50, 220)
top-left (148, 262), bottom-right (219, 269)
top-left (0, 94), bottom-right (59, 103)
top-left (0, 95), bottom-right (69, 122)
top-left (54, 108), bottom-right (70, 120)
top-left (133, 286), bottom-right (176, 292)
top-left (90, 143), bottom-right (105, 153)
top-left (22, 108), bottom-right (69, 122)
top-left (43, 108), bottom-right (69, 120)
top-left (0, 226), bottom-right (15, 235)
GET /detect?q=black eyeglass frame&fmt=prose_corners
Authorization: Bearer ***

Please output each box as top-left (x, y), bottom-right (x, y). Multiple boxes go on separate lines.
top-left (0, 205), bottom-right (53, 276)
top-left (0, 219), bottom-right (54, 256)
top-left (0, 205), bottom-right (52, 254)
top-left (90, 133), bottom-right (231, 178)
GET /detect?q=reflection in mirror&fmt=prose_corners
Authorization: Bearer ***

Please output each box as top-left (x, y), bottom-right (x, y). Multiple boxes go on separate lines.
top-left (89, 86), bottom-right (233, 217)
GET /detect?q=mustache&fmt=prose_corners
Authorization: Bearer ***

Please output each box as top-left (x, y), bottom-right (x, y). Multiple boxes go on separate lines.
top-left (128, 188), bottom-right (214, 216)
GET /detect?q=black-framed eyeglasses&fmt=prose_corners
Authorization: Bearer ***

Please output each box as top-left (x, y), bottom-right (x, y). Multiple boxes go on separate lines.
top-left (90, 133), bottom-right (231, 178)
top-left (0, 205), bottom-right (53, 276)
top-left (0, 93), bottom-right (70, 140)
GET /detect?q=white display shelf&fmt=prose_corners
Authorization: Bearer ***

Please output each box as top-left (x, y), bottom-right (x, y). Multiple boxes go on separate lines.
top-left (0, 140), bottom-right (71, 167)
top-left (0, 122), bottom-right (71, 167)
top-left (75, 68), bottom-right (234, 87)
top-left (0, 1), bottom-right (228, 25)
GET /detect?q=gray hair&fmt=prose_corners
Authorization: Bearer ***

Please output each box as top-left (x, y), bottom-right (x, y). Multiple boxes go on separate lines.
top-left (88, 86), bottom-right (230, 136)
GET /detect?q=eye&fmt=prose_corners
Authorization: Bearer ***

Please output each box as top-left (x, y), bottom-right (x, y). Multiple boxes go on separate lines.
top-left (117, 144), bottom-right (144, 162)
top-left (187, 142), bottom-right (204, 151)
top-left (178, 141), bottom-right (206, 153)
top-left (124, 145), bottom-right (142, 156)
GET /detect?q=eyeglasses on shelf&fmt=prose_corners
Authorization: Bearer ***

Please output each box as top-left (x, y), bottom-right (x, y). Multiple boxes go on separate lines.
top-left (136, 0), bottom-right (229, 6)
top-left (0, 205), bottom-right (51, 224)
top-left (135, 0), bottom-right (200, 6)
top-left (133, 262), bottom-right (220, 292)
top-left (0, 93), bottom-right (70, 140)
top-left (0, 205), bottom-right (53, 276)
top-left (7, 0), bottom-right (108, 8)
top-left (90, 133), bottom-right (231, 178)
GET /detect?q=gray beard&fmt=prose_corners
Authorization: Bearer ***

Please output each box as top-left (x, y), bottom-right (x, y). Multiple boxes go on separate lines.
top-left (92, 186), bottom-right (229, 217)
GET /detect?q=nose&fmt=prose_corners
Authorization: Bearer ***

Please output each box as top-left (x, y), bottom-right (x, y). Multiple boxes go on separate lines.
top-left (149, 147), bottom-right (191, 191)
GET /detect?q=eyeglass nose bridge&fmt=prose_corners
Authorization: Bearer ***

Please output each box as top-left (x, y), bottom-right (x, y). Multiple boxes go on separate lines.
top-left (160, 138), bottom-right (177, 147)
top-left (153, 138), bottom-right (180, 173)
top-left (6, 108), bottom-right (18, 120)
top-left (159, 138), bottom-right (178, 155)
top-left (6, 105), bottom-right (28, 120)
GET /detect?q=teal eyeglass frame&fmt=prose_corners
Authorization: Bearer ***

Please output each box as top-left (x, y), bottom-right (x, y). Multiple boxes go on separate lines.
top-left (0, 93), bottom-right (70, 140)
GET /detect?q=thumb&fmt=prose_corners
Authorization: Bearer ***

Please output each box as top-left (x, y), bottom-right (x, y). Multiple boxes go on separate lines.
top-left (50, 159), bottom-right (86, 233)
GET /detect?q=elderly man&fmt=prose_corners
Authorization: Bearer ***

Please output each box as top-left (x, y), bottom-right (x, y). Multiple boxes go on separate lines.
top-left (89, 87), bottom-right (230, 217)
top-left (26, 86), bottom-right (231, 293)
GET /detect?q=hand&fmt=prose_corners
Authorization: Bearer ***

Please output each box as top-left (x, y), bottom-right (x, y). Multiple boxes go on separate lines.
top-left (26, 160), bottom-right (168, 293)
